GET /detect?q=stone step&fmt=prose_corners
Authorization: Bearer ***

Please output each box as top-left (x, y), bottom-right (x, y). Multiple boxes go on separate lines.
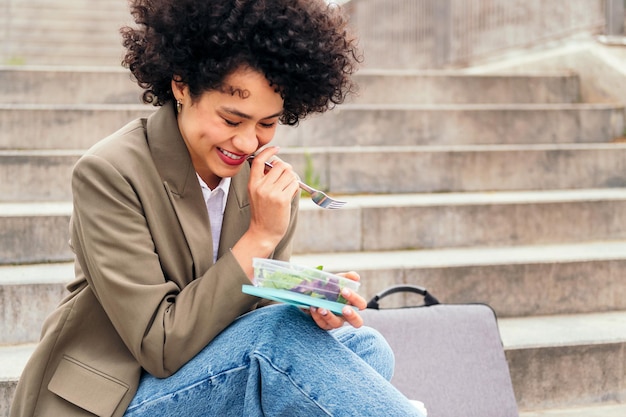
top-left (0, 344), bottom-right (36, 417)
top-left (1, 311), bottom-right (624, 415)
top-left (7, 6), bottom-right (128, 26)
top-left (4, 44), bottom-right (126, 68)
top-left (292, 241), bottom-right (626, 318)
top-left (0, 263), bottom-right (71, 345)
top-left (273, 103), bottom-right (625, 147)
top-left (500, 310), bottom-right (626, 411)
top-left (293, 143), bottom-right (626, 194)
top-left (0, 150), bottom-right (79, 201)
top-left (4, 143), bottom-right (626, 201)
top-left (3, 54), bottom-right (126, 68)
top-left (2, 51), bottom-right (125, 68)
top-left (3, 241), bottom-right (626, 346)
top-left (351, 70), bottom-right (582, 104)
top-left (2, 1), bottom-right (130, 66)
top-left (8, 15), bottom-right (128, 41)
top-left (519, 403), bottom-right (626, 417)
top-left (6, 0), bottom-right (126, 12)
top-left (2, 103), bottom-right (622, 150)
top-left (0, 104), bottom-right (154, 150)
top-left (0, 202), bottom-right (72, 264)
top-left (0, 67), bottom-right (581, 105)
top-left (0, 66), bottom-right (143, 105)
top-left (4, 189), bottom-right (626, 263)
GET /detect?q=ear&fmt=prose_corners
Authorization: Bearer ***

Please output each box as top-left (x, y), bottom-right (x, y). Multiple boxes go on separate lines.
top-left (171, 77), bottom-right (188, 102)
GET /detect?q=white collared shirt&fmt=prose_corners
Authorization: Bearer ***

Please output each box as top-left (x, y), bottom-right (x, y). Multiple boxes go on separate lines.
top-left (196, 174), bottom-right (232, 263)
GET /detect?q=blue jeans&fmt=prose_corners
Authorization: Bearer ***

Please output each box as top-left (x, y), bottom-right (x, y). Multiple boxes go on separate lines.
top-left (123, 304), bottom-right (423, 416)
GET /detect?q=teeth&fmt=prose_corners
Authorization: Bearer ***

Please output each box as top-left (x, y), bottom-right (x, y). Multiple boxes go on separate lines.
top-left (220, 148), bottom-right (243, 160)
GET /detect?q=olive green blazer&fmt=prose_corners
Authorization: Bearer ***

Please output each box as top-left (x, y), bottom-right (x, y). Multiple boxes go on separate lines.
top-left (10, 103), bottom-right (298, 417)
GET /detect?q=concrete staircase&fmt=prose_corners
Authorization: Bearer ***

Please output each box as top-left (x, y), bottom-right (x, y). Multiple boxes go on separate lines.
top-left (2, 61), bottom-right (626, 417)
top-left (1, 0), bottom-right (130, 66)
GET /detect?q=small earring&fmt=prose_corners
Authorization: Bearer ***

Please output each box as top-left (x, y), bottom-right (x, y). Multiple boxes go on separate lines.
top-left (176, 100), bottom-right (182, 113)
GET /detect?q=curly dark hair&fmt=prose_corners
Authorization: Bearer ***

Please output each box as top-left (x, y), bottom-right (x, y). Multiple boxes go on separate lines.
top-left (120, 0), bottom-right (361, 126)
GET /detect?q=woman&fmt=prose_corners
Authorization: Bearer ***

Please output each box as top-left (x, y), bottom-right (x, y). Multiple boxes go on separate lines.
top-left (11, 0), bottom-right (424, 416)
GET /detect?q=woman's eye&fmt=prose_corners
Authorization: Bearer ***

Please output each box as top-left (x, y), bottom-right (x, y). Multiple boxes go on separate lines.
top-left (260, 122), bottom-right (276, 128)
top-left (224, 118), bottom-right (240, 127)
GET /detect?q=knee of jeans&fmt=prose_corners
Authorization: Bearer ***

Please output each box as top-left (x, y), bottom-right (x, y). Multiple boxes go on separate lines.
top-left (246, 304), bottom-right (326, 362)
top-left (333, 325), bottom-right (395, 379)
top-left (251, 304), bottom-right (315, 340)
top-left (354, 326), bottom-right (396, 381)
top-left (256, 304), bottom-right (308, 325)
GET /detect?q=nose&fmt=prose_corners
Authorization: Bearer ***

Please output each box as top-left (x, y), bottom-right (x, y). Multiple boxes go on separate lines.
top-left (232, 125), bottom-right (260, 155)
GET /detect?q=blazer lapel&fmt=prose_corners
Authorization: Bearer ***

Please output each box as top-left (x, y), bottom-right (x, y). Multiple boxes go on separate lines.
top-left (147, 103), bottom-right (213, 278)
top-left (218, 163), bottom-right (251, 259)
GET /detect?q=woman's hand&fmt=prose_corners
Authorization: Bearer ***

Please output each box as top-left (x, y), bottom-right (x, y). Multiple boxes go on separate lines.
top-left (309, 271), bottom-right (367, 329)
top-left (232, 147), bottom-right (300, 278)
top-left (247, 147), bottom-right (299, 247)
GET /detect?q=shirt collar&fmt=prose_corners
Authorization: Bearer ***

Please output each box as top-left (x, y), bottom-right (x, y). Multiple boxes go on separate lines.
top-left (196, 174), bottom-right (232, 213)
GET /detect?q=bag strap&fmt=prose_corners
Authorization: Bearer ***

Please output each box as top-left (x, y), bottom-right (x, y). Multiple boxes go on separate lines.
top-left (366, 284), bottom-right (440, 310)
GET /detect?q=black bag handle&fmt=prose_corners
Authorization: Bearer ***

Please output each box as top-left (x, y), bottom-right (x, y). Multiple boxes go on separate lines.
top-left (366, 284), bottom-right (440, 310)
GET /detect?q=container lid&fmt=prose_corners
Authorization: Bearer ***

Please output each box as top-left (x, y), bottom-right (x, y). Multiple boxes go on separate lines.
top-left (242, 285), bottom-right (357, 315)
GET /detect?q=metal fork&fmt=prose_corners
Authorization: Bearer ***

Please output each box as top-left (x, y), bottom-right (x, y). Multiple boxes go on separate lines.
top-left (248, 156), bottom-right (347, 209)
top-left (295, 179), bottom-right (347, 209)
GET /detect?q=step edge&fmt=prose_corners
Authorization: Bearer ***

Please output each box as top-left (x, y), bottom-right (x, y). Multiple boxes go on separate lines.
top-left (500, 310), bottom-right (626, 348)
top-left (291, 240), bottom-right (626, 270)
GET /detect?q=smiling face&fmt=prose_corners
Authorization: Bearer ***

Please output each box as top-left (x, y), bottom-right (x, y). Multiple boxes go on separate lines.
top-left (172, 67), bottom-right (284, 189)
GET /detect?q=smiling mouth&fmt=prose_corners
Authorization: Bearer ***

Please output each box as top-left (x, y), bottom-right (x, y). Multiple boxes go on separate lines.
top-left (218, 147), bottom-right (249, 166)
top-left (219, 148), bottom-right (246, 160)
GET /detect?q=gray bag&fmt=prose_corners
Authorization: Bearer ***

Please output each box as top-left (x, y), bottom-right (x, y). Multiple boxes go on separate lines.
top-left (361, 285), bottom-right (519, 417)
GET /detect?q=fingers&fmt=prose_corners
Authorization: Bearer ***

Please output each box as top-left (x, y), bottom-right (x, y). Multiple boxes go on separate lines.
top-left (340, 286), bottom-right (367, 311)
top-left (310, 300), bottom-right (364, 330)
top-left (335, 275), bottom-right (367, 310)
top-left (340, 304), bottom-right (364, 328)
top-left (269, 160), bottom-right (299, 192)
top-left (337, 271), bottom-right (361, 282)
top-left (309, 307), bottom-right (363, 330)
top-left (250, 147), bottom-right (299, 195)
top-left (310, 306), bottom-right (346, 330)
top-left (249, 147), bottom-right (279, 177)
top-left (309, 272), bottom-right (367, 330)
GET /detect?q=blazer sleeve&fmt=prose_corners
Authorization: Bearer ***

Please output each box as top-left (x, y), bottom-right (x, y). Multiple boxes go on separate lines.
top-left (69, 151), bottom-right (293, 378)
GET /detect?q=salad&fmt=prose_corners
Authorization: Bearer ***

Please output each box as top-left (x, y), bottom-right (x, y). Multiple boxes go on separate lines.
top-left (252, 258), bottom-right (359, 304)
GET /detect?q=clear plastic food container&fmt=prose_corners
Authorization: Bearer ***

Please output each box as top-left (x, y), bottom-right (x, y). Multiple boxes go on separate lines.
top-left (252, 258), bottom-right (360, 304)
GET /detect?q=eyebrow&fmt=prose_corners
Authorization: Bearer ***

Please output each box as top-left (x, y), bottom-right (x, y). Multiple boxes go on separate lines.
top-left (220, 106), bottom-right (283, 120)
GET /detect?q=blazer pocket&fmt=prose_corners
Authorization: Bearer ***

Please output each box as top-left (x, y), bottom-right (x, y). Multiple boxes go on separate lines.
top-left (49, 355), bottom-right (129, 417)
